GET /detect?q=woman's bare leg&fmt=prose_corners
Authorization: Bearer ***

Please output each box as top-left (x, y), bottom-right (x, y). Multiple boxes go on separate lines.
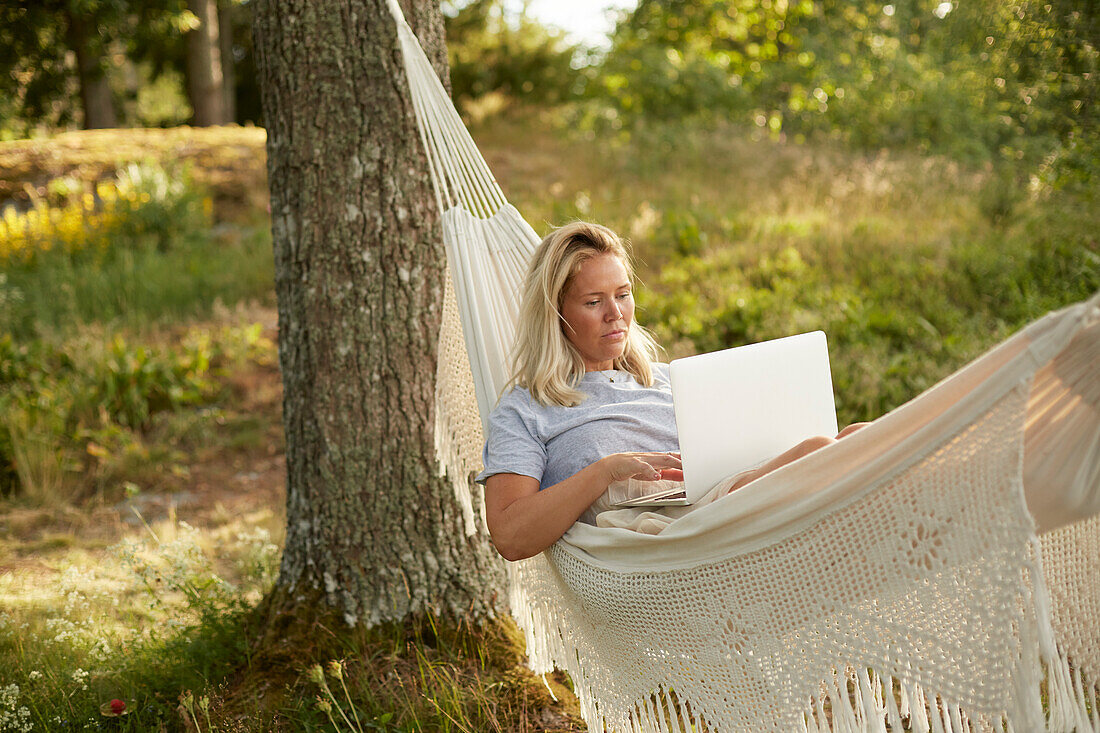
top-left (724, 422), bottom-right (870, 494)
top-left (726, 435), bottom-right (836, 493)
top-left (837, 421), bottom-right (871, 439)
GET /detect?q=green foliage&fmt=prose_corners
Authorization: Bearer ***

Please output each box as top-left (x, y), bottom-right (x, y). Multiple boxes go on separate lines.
top-left (0, 323), bottom-right (272, 501)
top-left (0, 155), bottom-right (273, 339)
top-left (0, 1), bottom-right (108, 135)
top-left (444, 0), bottom-right (580, 107)
top-left (592, 0), bottom-right (816, 124)
top-left (495, 114), bottom-right (1099, 427)
top-left (83, 334), bottom-right (214, 431)
top-left (0, 0), bottom-right (181, 136)
top-left (0, 336), bottom-right (77, 503)
top-left (586, 0), bottom-right (1098, 168)
top-left (1, 222), bottom-right (274, 340)
top-left (0, 160), bottom-right (209, 267)
top-left (0, 0), bottom-right (259, 137)
top-left (0, 133), bottom-right (276, 504)
top-left (638, 186), bottom-right (1098, 425)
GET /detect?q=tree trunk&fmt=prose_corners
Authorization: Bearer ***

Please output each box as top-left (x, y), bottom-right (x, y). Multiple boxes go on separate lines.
top-left (185, 0), bottom-right (227, 125)
top-left (218, 0), bottom-right (236, 123)
top-left (65, 12), bottom-right (117, 129)
top-left (253, 0), bottom-right (505, 628)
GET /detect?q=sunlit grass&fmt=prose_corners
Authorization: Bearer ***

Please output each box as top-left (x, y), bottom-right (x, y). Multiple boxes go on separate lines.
top-left (473, 111), bottom-right (995, 264)
top-left (0, 220), bottom-right (274, 341)
top-left (0, 505), bottom-right (283, 729)
top-left (0, 501), bottom-right (576, 730)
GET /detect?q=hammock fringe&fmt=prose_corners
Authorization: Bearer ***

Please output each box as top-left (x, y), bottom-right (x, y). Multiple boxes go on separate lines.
top-left (1046, 649), bottom-right (1100, 733)
top-left (520, 654), bottom-right (1096, 732)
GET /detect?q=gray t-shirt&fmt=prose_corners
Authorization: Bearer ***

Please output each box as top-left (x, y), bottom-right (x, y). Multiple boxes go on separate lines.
top-left (476, 363), bottom-right (680, 490)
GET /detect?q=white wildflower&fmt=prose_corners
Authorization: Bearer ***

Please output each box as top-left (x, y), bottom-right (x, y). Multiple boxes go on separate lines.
top-left (45, 617), bottom-right (80, 645)
top-left (0, 683), bottom-right (34, 731)
top-left (90, 638), bottom-right (111, 662)
top-left (0, 683), bottom-right (19, 706)
top-left (71, 668), bottom-right (89, 690)
top-left (63, 589), bottom-right (90, 616)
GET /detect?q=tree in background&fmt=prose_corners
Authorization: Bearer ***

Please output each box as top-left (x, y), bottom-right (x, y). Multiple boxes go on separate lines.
top-left (218, 0), bottom-right (237, 121)
top-left (0, 0), bottom-right (255, 137)
top-left (935, 0), bottom-right (1097, 162)
top-left (183, 0), bottom-right (227, 124)
top-left (253, 0), bottom-right (505, 627)
top-left (124, 0), bottom-right (240, 126)
top-left (130, 0), bottom-right (259, 125)
top-left (65, 2), bottom-right (120, 128)
top-left (0, 0), bottom-right (130, 132)
top-left (595, 0), bottom-right (817, 128)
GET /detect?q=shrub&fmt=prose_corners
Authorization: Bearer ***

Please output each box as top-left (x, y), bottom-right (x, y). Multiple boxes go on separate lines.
top-left (80, 334), bottom-right (215, 431)
top-left (638, 185), bottom-right (1098, 426)
top-left (0, 161), bottom-right (208, 267)
top-left (0, 324), bottom-right (271, 502)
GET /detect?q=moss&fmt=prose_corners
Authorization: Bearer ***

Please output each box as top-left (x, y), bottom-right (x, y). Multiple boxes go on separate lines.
top-left (230, 593), bottom-right (583, 731)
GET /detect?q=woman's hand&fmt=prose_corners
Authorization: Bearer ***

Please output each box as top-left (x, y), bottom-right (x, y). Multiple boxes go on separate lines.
top-left (598, 451), bottom-right (684, 484)
top-left (485, 452), bottom-right (683, 561)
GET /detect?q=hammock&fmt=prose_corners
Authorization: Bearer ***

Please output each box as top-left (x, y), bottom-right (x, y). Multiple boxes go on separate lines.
top-left (386, 2), bottom-right (1100, 730)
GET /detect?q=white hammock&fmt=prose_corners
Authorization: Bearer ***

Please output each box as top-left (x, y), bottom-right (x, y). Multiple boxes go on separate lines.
top-left (386, 2), bottom-right (1100, 730)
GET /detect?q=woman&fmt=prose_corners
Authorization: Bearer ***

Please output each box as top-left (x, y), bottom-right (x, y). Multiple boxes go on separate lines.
top-left (477, 222), bottom-right (864, 561)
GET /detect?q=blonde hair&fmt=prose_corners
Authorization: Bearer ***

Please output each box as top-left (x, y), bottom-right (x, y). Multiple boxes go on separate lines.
top-left (507, 221), bottom-right (661, 407)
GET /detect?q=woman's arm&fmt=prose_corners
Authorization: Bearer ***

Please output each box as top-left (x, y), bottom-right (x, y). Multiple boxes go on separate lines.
top-left (485, 452), bottom-right (682, 561)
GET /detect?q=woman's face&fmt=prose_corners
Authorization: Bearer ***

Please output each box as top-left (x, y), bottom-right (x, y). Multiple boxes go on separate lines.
top-left (560, 253), bottom-right (635, 372)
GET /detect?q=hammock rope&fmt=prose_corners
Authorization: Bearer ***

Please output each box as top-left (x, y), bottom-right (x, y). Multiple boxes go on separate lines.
top-left (388, 0), bottom-right (507, 217)
top-left (384, 2), bottom-right (1100, 730)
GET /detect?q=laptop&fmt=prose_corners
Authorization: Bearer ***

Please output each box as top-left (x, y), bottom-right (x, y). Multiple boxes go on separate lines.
top-left (614, 331), bottom-right (839, 507)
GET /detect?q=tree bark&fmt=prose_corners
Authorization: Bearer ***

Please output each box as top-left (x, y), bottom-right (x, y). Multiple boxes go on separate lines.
top-left (185, 0), bottom-right (227, 125)
top-left (253, 0), bottom-right (505, 627)
top-left (65, 12), bottom-right (117, 129)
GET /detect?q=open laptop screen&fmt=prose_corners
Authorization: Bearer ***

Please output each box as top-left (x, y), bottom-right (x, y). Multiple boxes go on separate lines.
top-left (670, 331), bottom-right (838, 502)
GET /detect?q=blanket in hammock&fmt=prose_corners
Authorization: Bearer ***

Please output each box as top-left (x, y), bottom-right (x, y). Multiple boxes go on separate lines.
top-left (383, 3), bottom-right (1100, 729)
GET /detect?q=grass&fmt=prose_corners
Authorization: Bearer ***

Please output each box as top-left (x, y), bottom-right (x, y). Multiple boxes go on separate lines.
top-left (0, 126), bottom-right (269, 223)
top-left (0, 117), bottom-right (1096, 729)
top-left (0, 507), bottom-right (283, 730)
top-left (2, 221), bottom-right (274, 339)
top-left (0, 502), bottom-right (579, 730)
top-left (0, 158), bottom-right (274, 341)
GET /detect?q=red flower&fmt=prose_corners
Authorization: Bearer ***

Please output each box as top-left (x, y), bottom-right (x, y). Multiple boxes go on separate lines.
top-left (100, 699), bottom-right (130, 717)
